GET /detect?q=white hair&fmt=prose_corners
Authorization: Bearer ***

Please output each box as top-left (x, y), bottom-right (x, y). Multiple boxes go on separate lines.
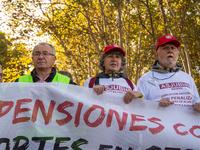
top-left (32, 42), bottom-right (55, 55)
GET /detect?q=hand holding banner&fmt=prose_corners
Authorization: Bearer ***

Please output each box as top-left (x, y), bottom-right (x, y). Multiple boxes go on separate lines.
top-left (0, 83), bottom-right (199, 149)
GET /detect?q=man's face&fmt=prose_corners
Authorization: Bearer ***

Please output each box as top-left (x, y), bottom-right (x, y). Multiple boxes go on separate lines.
top-left (0, 67), bottom-right (3, 82)
top-left (155, 43), bottom-right (179, 68)
top-left (104, 52), bottom-right (122, 73)
top-left (32, 45), bottom-right (56, 70)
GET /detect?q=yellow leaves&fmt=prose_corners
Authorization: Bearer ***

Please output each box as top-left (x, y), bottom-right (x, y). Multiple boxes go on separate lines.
top-left (0, 0), bottom-right (200, 90)
top-left (2, 41), bottom-right (32, 82)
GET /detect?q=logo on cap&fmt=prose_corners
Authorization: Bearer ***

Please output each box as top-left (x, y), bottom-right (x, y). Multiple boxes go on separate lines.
top-left (113, 44), bottom-right (120, 47)
top-left (166, 35), bottom-right (172, 39)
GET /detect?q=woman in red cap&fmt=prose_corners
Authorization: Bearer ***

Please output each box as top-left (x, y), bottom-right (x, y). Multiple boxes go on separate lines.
top-left (84, 44), bottom-right (143, 104)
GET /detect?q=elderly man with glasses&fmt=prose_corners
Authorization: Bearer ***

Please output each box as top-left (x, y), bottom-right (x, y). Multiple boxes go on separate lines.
top-left (15, 42), bottom-right (75, 84)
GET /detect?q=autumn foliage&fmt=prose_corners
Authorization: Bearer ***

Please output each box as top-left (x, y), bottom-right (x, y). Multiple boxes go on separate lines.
top-left (0, 0), bottom-right (199, 93)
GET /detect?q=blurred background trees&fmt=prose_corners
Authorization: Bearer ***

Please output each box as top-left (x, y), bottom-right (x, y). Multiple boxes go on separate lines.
top-left (0, 32), bottom-right (32, 82)
top-left (0, 0), bottom-right (199, 92)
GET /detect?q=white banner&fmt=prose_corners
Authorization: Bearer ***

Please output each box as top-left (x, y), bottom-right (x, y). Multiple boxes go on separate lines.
top-left (0, 83), bottom-right (200, 150)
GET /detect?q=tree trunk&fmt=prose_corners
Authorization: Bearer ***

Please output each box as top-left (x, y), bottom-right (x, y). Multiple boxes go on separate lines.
top-left (118, 2), bottom-right (127, 74)
top-left (179, 49), bottom-right (188, 73)
top-left (118, 2), bottom-right (123, 49)
top-left (181, 37), bottom-right (193, 76)
top-left (158, 0), bottom-right (168, 34)
top-left (135, 31), bottom-right (142, 85)
top-left (146, 0), bottom-right (155, 42)
top-left (99, 0), bottom-right (108, 47)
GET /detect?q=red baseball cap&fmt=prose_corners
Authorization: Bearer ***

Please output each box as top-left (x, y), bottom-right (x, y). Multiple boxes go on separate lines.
top-left (156, 34), bottom-right (181, 51)
top-left (103, 45), bottom-right (125, 56)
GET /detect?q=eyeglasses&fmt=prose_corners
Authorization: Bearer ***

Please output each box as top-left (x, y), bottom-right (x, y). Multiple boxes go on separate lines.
top-left (0, 73), bottom-right (4, 78)
top-left (33, 52), bottom-right (54, 57)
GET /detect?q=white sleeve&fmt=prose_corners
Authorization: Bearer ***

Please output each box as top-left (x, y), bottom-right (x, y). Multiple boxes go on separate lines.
top-left (137, 78), bottom-right (148, 100)
top-left (83, 77), bottom-right (92, 87)
top-left (191, 78), bottom-right (200, 105)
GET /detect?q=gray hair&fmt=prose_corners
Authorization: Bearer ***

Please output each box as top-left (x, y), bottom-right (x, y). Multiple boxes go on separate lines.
top-left (0, 65), bottom-right (2, 68)
top-left (32, 42), bottom-right (56, 55)
top-left (99, 50), bottom-right (126, 72)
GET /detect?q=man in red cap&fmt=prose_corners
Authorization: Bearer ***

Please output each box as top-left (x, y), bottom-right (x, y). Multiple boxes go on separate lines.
top-left (84, 44), bottom-right (143, 104)
top-left (137, 34), bottom-right (200, 112)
